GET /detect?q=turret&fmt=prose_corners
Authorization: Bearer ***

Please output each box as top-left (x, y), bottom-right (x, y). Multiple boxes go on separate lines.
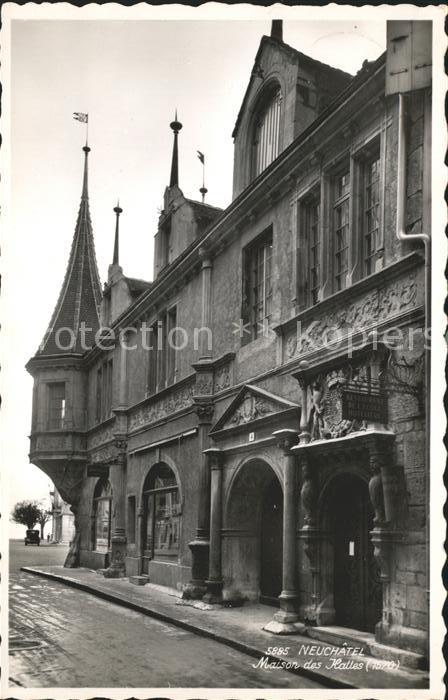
top-left (153, 113), bottom-right (222, 278)
top-left (100, 202), bottom-right (137, 325)
top-left (26, 144), bottom-right (102, 510)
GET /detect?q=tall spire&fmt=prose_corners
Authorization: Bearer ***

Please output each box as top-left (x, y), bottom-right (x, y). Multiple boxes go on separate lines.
top-left (37, 145), bottom-right (102, 356)
top-left (112, 200), bottom-right (122, 265)
top-left (169, 110), bottom-right (183, 188)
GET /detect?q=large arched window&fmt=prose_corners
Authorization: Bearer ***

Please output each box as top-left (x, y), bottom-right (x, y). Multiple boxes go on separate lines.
top-left (92, 478), bottom-right (112, 553)
top-left (142, 463), bottom-right (180, 559)
top-left (253, 86), bottom-right (282, 178)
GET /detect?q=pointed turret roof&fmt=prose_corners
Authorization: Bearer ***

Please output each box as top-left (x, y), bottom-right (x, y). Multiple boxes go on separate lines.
top-left (38, 145), bottom-right (102, 356)
top-left (169, 111), bottom-right (182, 188)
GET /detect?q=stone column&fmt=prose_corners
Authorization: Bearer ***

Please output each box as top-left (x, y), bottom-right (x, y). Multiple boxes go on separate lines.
top-left (264, 429), bottom-right (305, 635)
top-left (184, 401), bottom-right (214, 599)
top-left (104, 438), bottom-right (127, 578)
top-left (198, 247), bottom-right (213, 360)
top-left (204, 448), bottom-right (224, 603)
top-left (295, 454), bottom-right (328, 624)
top-left (136, 505), bottom-right (144, 575)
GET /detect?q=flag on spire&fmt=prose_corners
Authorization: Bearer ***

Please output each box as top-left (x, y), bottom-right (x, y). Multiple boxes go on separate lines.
top-left (73, 112), bottom-right (88, 123)
top-left (197, 151), bottom-right (205, 164)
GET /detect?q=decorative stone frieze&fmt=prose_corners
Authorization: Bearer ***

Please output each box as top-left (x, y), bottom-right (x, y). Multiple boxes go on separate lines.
top-left (88, 423), bottom-right (115, 449)
top-left (89, 445), bottom-right (117, 464)
top-left (284, 270), bottom-right (422, 360)
top-left (129, 380), bottom-right (195, 432)
top-left (35, 434), bottom-right (72, 451)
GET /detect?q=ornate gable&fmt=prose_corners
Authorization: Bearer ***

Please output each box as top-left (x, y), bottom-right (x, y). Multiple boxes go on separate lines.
top-left (210, 384), bottom-right (298, 435)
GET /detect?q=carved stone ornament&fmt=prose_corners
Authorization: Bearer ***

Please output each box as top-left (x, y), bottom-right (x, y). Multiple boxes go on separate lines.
top-left (88, 424), bottom-right (115, 450)
top-left (229, 394), bottom-right (277, 427)
top-left (300, 461), bottom-right (317, 527)
top-left (129, 382), bottom-right (194, 432)
top-left (194, 402), bottom-right (214, 421)
top-left (114, 437), bottom-right (128, 453)
top-left (286, 273), bottom-right (419, 359)
top-left (194, 375), bottom-right (213, 396)
top-left (368, 455), bottom-right (386, 525)
top-left (303, 363), bottom-right (371, 442)
top-left (90, 444), bottom-right (117, 464)
top-left (214, 365), bottom-right (231, 392)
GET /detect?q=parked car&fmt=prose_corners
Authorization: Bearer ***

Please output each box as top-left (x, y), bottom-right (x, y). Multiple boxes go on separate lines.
top-left (24, 529), bottom-right (40, 546)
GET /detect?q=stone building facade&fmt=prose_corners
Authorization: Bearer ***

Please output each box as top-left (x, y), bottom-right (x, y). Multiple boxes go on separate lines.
top-left (27, 20), bottom-right (431, 666)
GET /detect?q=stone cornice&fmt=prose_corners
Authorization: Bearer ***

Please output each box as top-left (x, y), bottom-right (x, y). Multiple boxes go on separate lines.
top-left (26, 353), bottom-right (84, 375)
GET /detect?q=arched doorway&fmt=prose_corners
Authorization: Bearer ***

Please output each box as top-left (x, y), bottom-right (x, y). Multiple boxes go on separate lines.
top-left (224, 458), bottom-right (283, 604)
top-left (92, 477), bottom-right (112, 559)
top-left (141, 463), bottom-right (180, 575)
top-left (326, 473), bottom-right (382, 632)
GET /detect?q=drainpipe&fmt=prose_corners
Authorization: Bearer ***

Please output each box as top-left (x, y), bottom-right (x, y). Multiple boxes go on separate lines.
top-left (396, 91), bottom-right (431, 615)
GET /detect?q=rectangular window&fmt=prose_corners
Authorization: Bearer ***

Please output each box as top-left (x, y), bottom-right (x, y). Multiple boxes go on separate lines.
top-left (363, 155), bottom-right (381, 276)
top-left (147, 321), bottom-right (159, 395)
top-left (96, 367), bottom-right (102, 422)
top-left (157, 318), bottom-right (166, 390)
top-left (147, 308), bottom-right (177, 394)
top-left (48, 383), bottom-right (66, 429)
top-left (243, 229), bottom-right (273, 342)
top-left (333, 170), bottom-right (350, 292)
top-left (304, 197), bottom-right (320, 306)
top-left (95, 359), bottom-right (113, 423)
top-left (127, 496), bottom-right (136, 545)
top-left (166, 307), bottom-right (177, 386)
top-left (153, 489), bottom-right (180, 555)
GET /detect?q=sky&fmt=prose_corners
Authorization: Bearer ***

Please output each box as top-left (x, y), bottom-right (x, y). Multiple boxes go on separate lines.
top-left (4, 12), bottom-right (389, 537)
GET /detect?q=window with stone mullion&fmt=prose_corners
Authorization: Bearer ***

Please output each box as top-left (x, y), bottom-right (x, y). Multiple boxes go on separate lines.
top-left (333, 170), bottom-right (350, 292)
top-left (363, 156), bottom-right (380, 276)
top-left (252, 241), bottom-right (272, 334)
top-left (306, 199), bottom-right (320, 306)
top-left (48, 383), bottom-right (66, 429)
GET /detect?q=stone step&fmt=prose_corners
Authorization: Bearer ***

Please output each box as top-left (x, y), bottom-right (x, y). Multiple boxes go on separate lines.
top-left (129, 575), bottom-right (149, 586)
top-left (308, 625), bottom-right (374, 652)
top-left (308, 626), bottom-right (426, 670)
top-left (369, 640), bottom-right (427, 671)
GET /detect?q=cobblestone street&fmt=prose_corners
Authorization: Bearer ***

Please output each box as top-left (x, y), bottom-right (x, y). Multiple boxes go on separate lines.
top-left (9, 540), bottom-right (321, 689)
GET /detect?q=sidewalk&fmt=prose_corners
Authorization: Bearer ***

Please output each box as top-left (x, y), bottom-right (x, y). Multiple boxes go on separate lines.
top-left (21, 565), bottom-right (429, 690)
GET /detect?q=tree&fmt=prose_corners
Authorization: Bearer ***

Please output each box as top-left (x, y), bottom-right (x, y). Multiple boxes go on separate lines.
top-left (36, 508), bottom-right (51, 539)
top-left (11, 500), bottom-right (42, 531)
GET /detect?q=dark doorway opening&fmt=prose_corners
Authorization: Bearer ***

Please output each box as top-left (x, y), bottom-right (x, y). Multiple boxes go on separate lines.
top-left (331, 474), bottom-right (382, 632)
top-left (260, 476), bottom-right (283, 605)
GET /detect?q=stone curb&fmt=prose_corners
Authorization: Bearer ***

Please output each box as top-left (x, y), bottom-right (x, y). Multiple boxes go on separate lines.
top-left (21, 566), bottom-right (429, 690)
top-left (21, 566), bottom-right (354, 689)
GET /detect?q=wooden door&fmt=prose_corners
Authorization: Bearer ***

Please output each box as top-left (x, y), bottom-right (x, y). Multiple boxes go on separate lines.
top-left (333, 476), bottom-right (382, 631)
top-left (260, 477), bottom-right (283, 605)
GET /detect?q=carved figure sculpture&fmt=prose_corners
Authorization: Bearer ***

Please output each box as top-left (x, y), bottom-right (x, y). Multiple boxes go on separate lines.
top-left (308, 381), bottom-right (331, 440)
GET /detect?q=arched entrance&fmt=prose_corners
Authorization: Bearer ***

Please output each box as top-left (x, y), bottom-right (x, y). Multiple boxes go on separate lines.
top-left (325, 473), bottom-right (382, 632)
top-left (224, 458), bottom-right (283, 604)
top-left (141, 463), bottom-right (180, 575)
